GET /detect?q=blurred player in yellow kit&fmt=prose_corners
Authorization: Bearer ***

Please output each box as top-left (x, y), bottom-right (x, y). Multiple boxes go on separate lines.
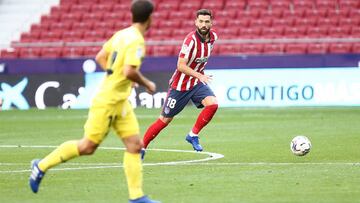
top-left (29, 1), bottom-right (160, 202)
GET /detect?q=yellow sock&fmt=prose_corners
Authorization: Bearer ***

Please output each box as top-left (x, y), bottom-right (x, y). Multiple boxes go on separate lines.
top-left (38, 140), bottom-right (79, 172)
top-left (123, 151), bottom-right (144, 200)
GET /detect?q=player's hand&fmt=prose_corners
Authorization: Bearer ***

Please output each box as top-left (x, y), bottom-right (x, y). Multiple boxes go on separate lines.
top-left (199, 74), bottom-right (213, 85)
top-left (146, 81), bottom-right (156, 94)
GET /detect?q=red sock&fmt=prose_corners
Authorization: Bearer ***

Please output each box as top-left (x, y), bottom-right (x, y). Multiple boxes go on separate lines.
top-left (192, 104), bottom-right (218, 134)
top-left (143, 118), bottom-right (168, 148)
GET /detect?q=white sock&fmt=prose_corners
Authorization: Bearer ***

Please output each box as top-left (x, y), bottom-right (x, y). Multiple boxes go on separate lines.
top-left (189, 131), bottom-right (198, 137)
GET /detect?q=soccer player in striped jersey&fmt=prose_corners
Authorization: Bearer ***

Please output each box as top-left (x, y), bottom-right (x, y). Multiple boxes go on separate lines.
top-left (142, 9), bottom-right (218, 157)
top-left (29, 1), bottom-right (160, 202)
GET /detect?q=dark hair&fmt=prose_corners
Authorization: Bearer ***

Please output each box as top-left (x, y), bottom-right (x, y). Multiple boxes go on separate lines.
top-left (131, 0), bottom-right (154, 23)
top-left (196, 9), bottom-right (213, 19)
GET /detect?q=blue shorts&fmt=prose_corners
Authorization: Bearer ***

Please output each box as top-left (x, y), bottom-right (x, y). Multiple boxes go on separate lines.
top-left (161, 83), bottom-right (215, 118)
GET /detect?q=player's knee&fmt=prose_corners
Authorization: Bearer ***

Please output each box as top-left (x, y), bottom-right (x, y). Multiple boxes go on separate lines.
top-left (78, 140), bottom-right (98, 155)
top-left (208, 103), bottom-right (218, 111)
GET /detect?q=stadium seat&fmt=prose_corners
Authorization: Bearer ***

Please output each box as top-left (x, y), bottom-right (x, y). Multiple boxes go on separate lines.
top-left (40, 47), bottom-right (62, 58)
top-left (223, 1), bottom-right (246, 10)
top-left (306, 26), bottom-right (328, 38)
top-left (352, 43), bottom-right (360, 53)
top-left (263, 43), bottom-right (285, 54)
top-left (61, 47), bottom-right (84, 57)
top-left (0, 49), bottom-right (19, 58)
top-left (19, 48), bottom-right (42, 58)
top-left (293, 0), bottom-right (314, 9)
top-left (270, 0), bottom-right (291, 10)
top-left (241, 43), bottom-right (264, 55)
top-left (261, 26), bottom-right (284, 39)
top-left (307, 43), bottom-right (329, 54)
top-left (152, 46), bottom-right (175, 56)
top-left (294, 17), bottom-right (317, 27)
top-left (316, 17), bottom-right (339, 27)
top-left (329, 43), bottom-right (352, 53)
top-left (283, 8), bottom-right (306, 18)
top-left (327, 26), bottom-right (351, 38)
top-left (168, 11), bottom-right (192, 20)
top-left (83, 46), bottom-right (101, 57)
top-left (239, 27), bottom-right (262, 38)
top-left (247, 0), bottom-right (269, 10)
top-left (284, 26), bottom-right (307, 38)
top-left (179, 1), bottom-right (202, 10)
top-left (285, 43), bottom-right (307, 54)
top-left (272, 17), bottom-right (295, 27)
top-left (338, 0), bottom-right (360, 9)
top-left (218, 44), bottom-right (241, 55)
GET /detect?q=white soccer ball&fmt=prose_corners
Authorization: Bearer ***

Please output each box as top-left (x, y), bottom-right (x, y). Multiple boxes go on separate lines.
top-left (290, 135), bottom-right (311, 156)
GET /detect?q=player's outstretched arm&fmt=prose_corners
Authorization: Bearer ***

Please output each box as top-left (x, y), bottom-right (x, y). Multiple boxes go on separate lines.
top-left (177, 58), bottom-right (212, 84)
top-left (123, 65), bottom-right (156, 94)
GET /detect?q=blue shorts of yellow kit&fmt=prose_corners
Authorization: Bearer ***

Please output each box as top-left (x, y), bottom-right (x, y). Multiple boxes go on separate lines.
top-left (84, 100), bottom-right (139, 144)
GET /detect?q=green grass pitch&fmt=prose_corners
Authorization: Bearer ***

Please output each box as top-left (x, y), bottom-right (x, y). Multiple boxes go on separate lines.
top-left (1, 107), bottom-right (360, 203)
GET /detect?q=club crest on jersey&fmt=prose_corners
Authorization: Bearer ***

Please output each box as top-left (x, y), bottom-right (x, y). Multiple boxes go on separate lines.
top-left (195, 57), bottom-right (208, 63)
top-left (181, 44), bottom-right (190, 55)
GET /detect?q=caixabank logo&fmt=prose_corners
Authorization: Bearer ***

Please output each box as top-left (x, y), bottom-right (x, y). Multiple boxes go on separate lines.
top-left (0, 59), bottom-right (170, 110)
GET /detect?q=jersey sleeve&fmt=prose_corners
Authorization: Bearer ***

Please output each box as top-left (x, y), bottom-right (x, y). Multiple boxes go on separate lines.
top-left (179, 37), bottom-right (194, 59)
top-left (124, 41), bottom-right (145, 68)
top-left (103, 34), bottom-right (114, 53)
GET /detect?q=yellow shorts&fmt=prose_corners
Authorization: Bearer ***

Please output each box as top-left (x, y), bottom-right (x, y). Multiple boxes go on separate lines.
top-left (84, 100), bottom-right (139, 144)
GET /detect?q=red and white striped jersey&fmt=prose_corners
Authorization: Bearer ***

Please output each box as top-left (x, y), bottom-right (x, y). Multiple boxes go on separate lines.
top-left (169, 30), bottom-right (218, 91)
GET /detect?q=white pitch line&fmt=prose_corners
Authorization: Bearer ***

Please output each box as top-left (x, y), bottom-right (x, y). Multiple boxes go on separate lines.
top-left (0, 144), bottom-right (224, 174)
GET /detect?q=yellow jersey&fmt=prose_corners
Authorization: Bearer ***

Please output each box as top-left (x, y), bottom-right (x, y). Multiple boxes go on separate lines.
top-left (92, 26), bottom-right (145, 106)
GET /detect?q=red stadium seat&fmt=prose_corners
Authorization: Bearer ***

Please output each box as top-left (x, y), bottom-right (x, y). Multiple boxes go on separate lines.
top-left (270, 0), bottom-right (291, 10)
top-left (239, 27), bottom-right (262, 38)
top-left (62, 31), bottom-right (84, 42)
top-left (70, 4), bottom-right (91, 13)
top-left (168, 11), bottom-right (192, 20)
top-left (179, 1), bottom-right (202, 10)
top-left (305, 9), bottom-right (328, 18)
top-left (213, 18), bottom-right (227, 28)
top-left (293, 0), bottom-right (314, 9)
top-left (338, 0), bottom-right (359, 9)
top-left (249, 18), bottom-right (273, 28)
top-left (152, 10), bottom-right (169, 20)
top-left (218, 44), bottom-right (241, 55)
top-left (316, 17), bottom-right (339, 27)
top-left (329, 43), bottom-right (352, 53)
top-left (241, 44), bottom-right (264, 55)
top-left (285, 43), bottom-right (307, 54)
top-left (260, 8), bottom-right (284, 18)
top-left (294, 17), bottom-right (317, 27)
top-left (152, 46), bottom-right (175, 56)
top-left (247, 0), bottom-right (269, 10)
top-left (232, 18), bottom-right (251, 28)
top-left (307, 43), bottom-right (329, 54)
top-left (352, 43), bottom-right (360, 53)
top-left (83, 30), bottom-right (106, 41)
top-left (0, 49), bottom-right (19, 58)
top-left (306, 26), bottom-right (329, 38)
top-left (283, 9), bottom-right (306, 18)
top-left (316, 0), bottom-right (337, 10)
top-left (62, 47), bottom-right (84, 57)
top-left (19, 48), bottom-right (42, 58)
top-left (263, 43), bottom-right (285, 54)
top-left (272, 17), bottom-right (295, 27)
top-left (327, 8), bottom-right (350, 18)
top-left (159, 20), bottom-right (181, 29)
top-left (327, 26), bottom-right (351, 38)
top-left (40, 47), bottom-right (62, 58)
top-left (83, 46), bottom-right (101, 57)
top-left (223, 1), bottom-right (246, 10)
top-left (215, 10), bottom-right (237, 19)
top-left (90, 4), bottom-right (113, 13)
top-left (158, 2), bottom-right (179, 11)
top-left (338, 17), bottom-right (359, 26)
top-left (49, 22), bottom-right (72, 32)
top-left (284, 26), bottom-right (307, 38)
top-left (261, 26), bottom-right (284, 39)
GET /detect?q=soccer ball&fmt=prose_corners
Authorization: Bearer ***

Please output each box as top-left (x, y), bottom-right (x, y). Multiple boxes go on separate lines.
top-left (290, 135), bottom-right (311, 156)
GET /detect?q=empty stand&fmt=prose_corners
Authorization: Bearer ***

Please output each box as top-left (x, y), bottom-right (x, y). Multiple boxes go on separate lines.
top-left (1, 0), bottom-right (359, 58)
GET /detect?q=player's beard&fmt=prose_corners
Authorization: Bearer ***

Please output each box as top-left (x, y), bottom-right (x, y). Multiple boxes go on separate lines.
top-left (197, 27), bottom-right (210, 36)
